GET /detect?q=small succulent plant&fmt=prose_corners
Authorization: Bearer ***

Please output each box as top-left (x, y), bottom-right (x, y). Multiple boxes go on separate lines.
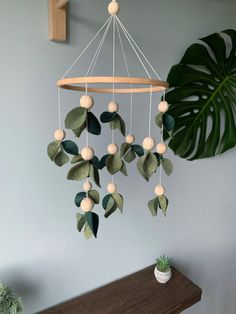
top-left (0, 283), bottom-right (23, 314)
top-left (155, 255), bottom-right (171, 272)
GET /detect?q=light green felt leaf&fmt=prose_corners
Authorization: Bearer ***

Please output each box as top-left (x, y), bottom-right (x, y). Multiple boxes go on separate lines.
top-left (162, 158), bottom-right (173, 176)
top-left (143, 152), bottom-right (158, 177)
top-left (106, 196), bottom-right (115, 211)
top-left (158, 195), bottom-right (169, 216)
top-left (73, 123), bottom-right (86, 138)
top-left (104, 197), bottom-right (117, 218)
top-left (67, 161), bottom-right (90, 181)
top-left (106, 153), bottom-right (122, 175)
top-left (148, 197), bottom-right (159, 216)
top-left (88, 190), bottom-right (100, 204)
top-left (76, 213), bottom-right (86, 232)
top-left (54, 150), bottom-right (69, 167)
top-left (120, 161), bottom-right (128, 176)
top-left (65, 107), bottom-right (87, 130)
top-left (120, 143), bottom-right (130, 157)
top-left (123, 148), bottom-right (136, 163)
top-left (137, 155), bottom-right (149, 181)
top-left (110, 118), bottom-right (120, 130)
top-left (84, 222), bottom-right (93, 239)
top-left (47, 141), bottom-right (61, 161)
top-left (71, 154), bottom-right (83, 164)
top-left (112, 193), bottom-right (123, 212)
top-left (155, 113), bottom-right (163, 128)
top-left (89, 164), bottom-right (101, 187)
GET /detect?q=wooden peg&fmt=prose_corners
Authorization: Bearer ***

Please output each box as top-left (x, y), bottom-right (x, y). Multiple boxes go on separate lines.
top-left (48, 0), bottom-right (68, 42)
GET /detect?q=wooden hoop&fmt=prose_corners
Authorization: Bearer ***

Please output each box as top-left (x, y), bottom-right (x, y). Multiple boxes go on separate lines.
top-left (57, 76), bottom-right (169, 94)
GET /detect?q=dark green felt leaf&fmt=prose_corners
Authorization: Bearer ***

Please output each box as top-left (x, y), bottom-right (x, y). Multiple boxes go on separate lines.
top-left (47, 141), bottom-right (61, 161)
top-left (77, 213), bottom-right (86, 232)
top-left (54, 150), bottom-right (69, 167)
top-left (148, 197), bottom-right (159, 216)
top-left (110, 118), bottom-right (120, 130)
top-left (163, 113), bottom-right (175, 132)
top-left (102, 194), bottom-right (112, 209)
top-left (87, 112), bottom-right (101, 135)
top-left (132, 145), bottom-right (144, 157)
top-left (89, 164), bottom-right (101, 187)
top-left (103, 196), bottom-right (117, 218)
top-left (100, 111), bottom-right (117, 123)
top-left (88, 190), bottom-right (100, 204)
top-left (75, 192), bottom-right (86, 207)
top-left (106, 153), bottom-right (122, 175)
top-left (162, 158), bottom-right (173, 176)
top-left (123, 149), bottom-right (136, 163)
top-left (91, 156), bottom-right (100, 170)
top-left (85, 212), bottom-right (99, 238)
top-left (99, 154), bottom-right (109, 170)
top-left (120, 161), bottom-right (128, 176)
top-left (65, 107), bottom-right (87, 130)
top-left (67, 161), bottom-right (90, 181)
top-left (117, 115), bottom-right (126, 136)
top-left (155, 113), bottom-right (163, 129)
top-left (111, 193), bottom-right (123, 211)
top-left (62, 140), bottom-right (79, 156)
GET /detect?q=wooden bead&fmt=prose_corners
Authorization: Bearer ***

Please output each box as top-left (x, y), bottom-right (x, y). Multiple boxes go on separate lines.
top-left (158, 101), bottom-right (169, 113)
top-left (83, 181), bottom-right (92, 192)
top-left (81, 198), bottom-right (94, 212)
top-left (108, 143), bottom-right (119, 155)
top-left (54, 129), bottom-right (66, 141)
top-left (108, 101), bottom-right (119, 113)
top-left (126, 134), bottom-right (135, 144)
top-left (108, 1), bottom-right (120, 15)
top-left (155, 184), bottom-right (165, 196)
top-left (80, 95), bottom-right (94, 110)
top-left (107, 183), bottom-right (117, 194)
top-left (81, 146), bottom-right (94, 160)
top-left (142, 137), bottom-right (156, 151)
top-left (156, 143), bottom-right (167, 154)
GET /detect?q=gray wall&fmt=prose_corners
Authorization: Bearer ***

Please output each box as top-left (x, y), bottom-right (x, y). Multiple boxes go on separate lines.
top-left (0, 1), bottom-right (235, 313)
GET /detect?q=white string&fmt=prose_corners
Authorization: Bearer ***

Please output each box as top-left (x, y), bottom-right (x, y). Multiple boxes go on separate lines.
top-left (112, 16), bottom-right (116, 101)
top-left (57, 88), bottom-right (61, 129)
top-left (61, 16), bottom-right (112, 79)
top-left (148, 86), bottom-right (153, 137)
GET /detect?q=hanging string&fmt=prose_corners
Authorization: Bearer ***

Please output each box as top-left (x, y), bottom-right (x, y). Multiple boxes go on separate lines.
top-left (111, 16), bottom-right (116, 185)
top-left (57, 88), bottom-right (61, 129)
top-left (148, 86), bottom-right (153, 137)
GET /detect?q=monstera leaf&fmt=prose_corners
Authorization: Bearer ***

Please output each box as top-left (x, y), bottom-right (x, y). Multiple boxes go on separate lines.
top-left (165, 29), bottom-right (236, 160)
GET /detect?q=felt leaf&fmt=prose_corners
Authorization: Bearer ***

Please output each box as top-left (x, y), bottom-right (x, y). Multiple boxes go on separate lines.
top-left (154, 152), bottom-right (162, 162)
top-left (103, 196), bottom-right (117, 218)
top-left (120, 143), bottom-right (130, 157)
top-left (91, 156), bottom-right (100, 170)
top-left (155, 113), bottom-right (163, 128)
top-left (148, 197), bottom-right (159, 216)
top-left (99, 154), bottom-right (109, 170)
top-left (74, 192), bottom-right (86, 207)
top-left (163, 113), bottom-right (175, 132)
top-left (132, 145), bottom-right (144, 157)
top-left (158, 195), bottom-right (169, 216)
top-left (89, 164), bottom-right (101, 187)
top-left (104, 204), bottom-right (117, 218)
top-left (123, 148), bottom-right (136, 163)
top-left (111, 193), bottom-right (123, 211)
top-left (106, 153), bottom-right (122, 175)
top-left (62, 140), bottom-right (79, 156)
top-left (84, 222), bottom-right (93, 239)
top-left (76, 213), bottom-right (86, 232)
top-left (54, 150), bottom-right (69, 167)
top-left (87, 112), bottom-right (101, 135)
top-left (137, 155), bottom-right (149, 181)
top-left (65, 107), bottom-right (87, 130)
top-left (71, 154), bottom-right (83, 164)
top-left (67, 161), bottom-right (90, 181)
top-left (47, 141), bottom-right (61, 161)
top-left (102, 194), bottom-right (112, 210)
top-left (110, 118), bottom-right (120, 130)
top-left (73, 123), bottom-right (86, 138)
top-left (88, 190), bottom-right (100, 204)
top-left (162, 158), bottom-right (173, 176)
top-left (120, 161), bottom-right (128, 176)
top-left (85, 212), bottom-right (99, 238)
top-left (100, 111), bottom-right (117, 123)
top-left (143, 152), bottom-right (158, 177)
top-left (117, 115), bottom-right (126, 136)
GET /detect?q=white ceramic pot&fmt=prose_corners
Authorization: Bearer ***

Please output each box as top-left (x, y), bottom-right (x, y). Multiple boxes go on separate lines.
top-left (154, 266), bottom-right (172, 284)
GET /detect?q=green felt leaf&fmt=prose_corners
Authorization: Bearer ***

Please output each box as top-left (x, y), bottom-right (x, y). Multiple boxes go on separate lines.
top-left (71, 154), bottom-right (83, 164)
top-left (120, 161), bottom-right (128, 176)
top-left (110, 118), bottom-right (120, 130)
top-left (89, 164), bottom-right (101, 187)
top-left (74, 192), bottom-right (86, 207)
top-left (102, 194), bottom-right (112, 209)
top-left (112, 193), bottom-right (123, 211)
top-left (67, 161), bottom-right (90, 181)
top-left (62, 140), bottom-right (79, 156)
top-left (100, 111), bottom-right (117, 123)
top-left (65, 107), bottom-right (87, 130)
top-left (123, 148), bottom-right (136, 163)
top-left (154, 152), bottom-right (162, 162)
top-left (54, 150), bottom-right (69, 167)
top-left (163, 113), bottom-right (175, 132)
top-left (84, 222), bottom-right (93, 239)
top-left (103, 195), bottom-right (117, 218)
top-left (91, 156), bottom-right (100, 170)
top-left (77, 213), bottom-right (86, 232)
top-left (143, 152), bottom-right (158, 177)
top-left (120, 143), bottom-right (130, 157)
top-left (106, 153), bottom-right (122, 175)
top-left (155, 113), bottom-right (163, 128)
top-left (47, 141), bottom-right (61, 161)
top-left (104, 205), bottom-right (117, 218)
top-left (162, 158), bottom-right (173, 176)
top-left (88, 190), bottom-right (100, 204)
top-left (117, 115), bottom-right (126, 136)
top-left (132, 145), bottom-right (144, 157)
top-left (99, 154), bottom-right (109, 170)
top-left (137, 155), bottom-right (149, 181)
top-left (148, 197), bottom-right (159, 216)
top-left (73, 123), bottom-right (86, 138)
top-left (87, 112), bottom-right (101, 135)
top-left (158, 195), bottom-right (169, 216)
top-left (85, 212), bottom-right (99, 238)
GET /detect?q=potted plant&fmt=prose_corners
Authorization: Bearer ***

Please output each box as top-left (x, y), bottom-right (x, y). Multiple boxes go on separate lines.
top-left (154, 255), bottom-right (172, 284)
top-left (0, 283), bottom-right (23, 314)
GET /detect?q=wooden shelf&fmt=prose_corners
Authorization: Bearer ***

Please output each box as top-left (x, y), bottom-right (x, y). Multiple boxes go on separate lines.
top-left (40, 266), bottom-right (202, 314)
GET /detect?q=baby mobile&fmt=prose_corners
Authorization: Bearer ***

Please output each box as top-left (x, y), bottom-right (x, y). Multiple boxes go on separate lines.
top-left (47, 0), bottom-right (175, 239)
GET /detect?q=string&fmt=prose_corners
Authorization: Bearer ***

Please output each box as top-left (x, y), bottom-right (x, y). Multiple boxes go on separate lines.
top-left (61, 16), bottom-right (112, 79)
top-left (111, 16), bottom-right (116, 185)
top-left (57, 88), bottom-right (61, 129)
top-left (148, 86), bottom-right (153, 137)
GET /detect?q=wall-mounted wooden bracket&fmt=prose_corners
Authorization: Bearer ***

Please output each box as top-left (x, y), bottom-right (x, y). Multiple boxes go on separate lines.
top-left (48, 0), bottom-right (69, 42)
